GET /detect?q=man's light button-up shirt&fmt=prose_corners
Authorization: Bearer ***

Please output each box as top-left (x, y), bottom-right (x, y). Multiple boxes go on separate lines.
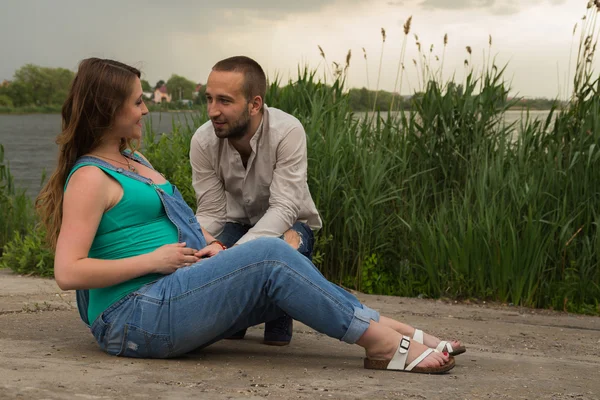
top-left (190, 105), bottom-right (322, 245)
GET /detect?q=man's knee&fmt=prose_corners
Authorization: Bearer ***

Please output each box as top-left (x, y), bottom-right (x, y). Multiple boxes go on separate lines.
top-left (283, 229), bottom-right (302, 250)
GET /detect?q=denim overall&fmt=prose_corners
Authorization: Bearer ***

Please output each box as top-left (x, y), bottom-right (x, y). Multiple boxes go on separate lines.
top-left (73, 154), bottom-right (380, 358)
top-left (73, 153), bottom-right (207, 327)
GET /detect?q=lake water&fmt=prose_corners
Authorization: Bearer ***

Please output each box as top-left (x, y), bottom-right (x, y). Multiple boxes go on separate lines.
top-left (0, 110), bottom-right (550, 198)
top-left (0, 112), bottom-right (202, 198)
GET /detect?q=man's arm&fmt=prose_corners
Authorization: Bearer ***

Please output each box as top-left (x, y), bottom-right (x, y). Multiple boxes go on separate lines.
top-left (190, 134), bottom-right (227, 237)
top-left (236, 125), bottom-right (307, 245)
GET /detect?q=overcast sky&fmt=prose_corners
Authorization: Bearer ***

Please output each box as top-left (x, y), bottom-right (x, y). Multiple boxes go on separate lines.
top-left (0, 0), bottom-right (594, 98)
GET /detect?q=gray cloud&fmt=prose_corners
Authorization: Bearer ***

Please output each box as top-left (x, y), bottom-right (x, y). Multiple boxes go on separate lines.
top-left (417, 0), bottom-right (567, 14)
top-left (0, 0), bottom-right (366, 84)
top-left (420, 0), bottom-right (494, 10)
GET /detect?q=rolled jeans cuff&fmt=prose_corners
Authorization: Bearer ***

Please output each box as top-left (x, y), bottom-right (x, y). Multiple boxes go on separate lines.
top-left (340, 304), bottom-right (380, 344)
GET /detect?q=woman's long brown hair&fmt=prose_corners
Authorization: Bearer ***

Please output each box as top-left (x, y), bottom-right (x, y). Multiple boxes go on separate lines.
top-left (36, 58), bottom-right (141, 249)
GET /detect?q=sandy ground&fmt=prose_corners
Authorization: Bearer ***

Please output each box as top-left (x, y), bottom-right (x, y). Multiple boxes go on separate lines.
top-left (0, 269), bottom-right (599, 400)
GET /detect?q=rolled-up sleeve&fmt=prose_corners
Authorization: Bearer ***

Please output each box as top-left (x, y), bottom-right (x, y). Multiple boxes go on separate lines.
top-left (190, 133), bottom-right (227, 237)
top-left (236, 125), bottom-right (306, 245)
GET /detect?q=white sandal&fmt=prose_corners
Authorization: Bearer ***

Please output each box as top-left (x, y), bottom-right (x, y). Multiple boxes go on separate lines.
top-left (364, 336), bottom-right (455, 374)
top-left (413, 328), bottom-right (467, 356)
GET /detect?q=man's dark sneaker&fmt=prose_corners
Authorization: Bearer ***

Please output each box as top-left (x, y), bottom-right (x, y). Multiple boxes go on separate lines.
top-left (225, 328), bottom-right (247, 340)
top-left (263, 314), bottom-right (293, 346)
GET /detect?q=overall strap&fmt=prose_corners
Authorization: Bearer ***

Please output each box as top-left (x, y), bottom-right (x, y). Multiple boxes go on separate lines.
top-left (123, 151), bottom-right (155, 170)
top-left (75, 155), bottom-right (154, 186)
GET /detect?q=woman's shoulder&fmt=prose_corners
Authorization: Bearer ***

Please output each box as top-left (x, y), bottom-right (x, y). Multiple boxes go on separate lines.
top-left (65, 164), bottom-right (116, 193)
top-left (68, 165), bottom-right (111, 185)
top-left (63, 166), bottom-right (118, 213)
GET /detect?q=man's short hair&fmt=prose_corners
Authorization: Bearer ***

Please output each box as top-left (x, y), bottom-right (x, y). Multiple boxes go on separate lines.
top-left (212, 56), bottom-right (266, 102)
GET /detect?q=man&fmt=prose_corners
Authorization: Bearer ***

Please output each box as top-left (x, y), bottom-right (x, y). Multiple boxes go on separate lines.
top-left (190, 56), bottom-right (322, 346)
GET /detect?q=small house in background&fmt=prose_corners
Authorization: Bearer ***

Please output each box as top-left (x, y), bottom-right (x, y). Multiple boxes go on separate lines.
top-left (153, 85), bottom-right (171, 103)
top-left (192, 83), bottom-right (204, 99)
top-left (1, 80), bottom-right (10, 87)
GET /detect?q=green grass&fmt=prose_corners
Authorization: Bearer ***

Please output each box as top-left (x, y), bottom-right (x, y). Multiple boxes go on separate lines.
top-left (0, 144), bottom-right (35, 257)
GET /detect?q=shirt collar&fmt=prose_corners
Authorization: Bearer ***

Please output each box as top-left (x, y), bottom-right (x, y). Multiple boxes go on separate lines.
top-left (249, 114), bottom-right (265, 150)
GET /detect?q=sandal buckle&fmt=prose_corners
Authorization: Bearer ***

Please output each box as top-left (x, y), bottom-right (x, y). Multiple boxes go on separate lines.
top-left (399, 337), bottom-right (410, 354)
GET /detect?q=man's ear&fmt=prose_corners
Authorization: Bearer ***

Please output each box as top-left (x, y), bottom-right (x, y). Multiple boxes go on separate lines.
top-left (248, 95), bottom-right (263, 116)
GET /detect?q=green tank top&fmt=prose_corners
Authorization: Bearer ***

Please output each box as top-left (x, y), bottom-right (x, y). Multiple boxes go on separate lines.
top-left (65, 163), bottom-right (178, 323)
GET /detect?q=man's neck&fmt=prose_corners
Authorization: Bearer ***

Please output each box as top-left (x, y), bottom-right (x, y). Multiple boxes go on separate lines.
top-left (229, 114), bottom-right (263, 159)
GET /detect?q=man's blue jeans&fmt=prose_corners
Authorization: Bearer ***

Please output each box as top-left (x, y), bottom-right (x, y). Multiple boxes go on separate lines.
top-left (216, 221), bottom-right (315, 340)
top-left (90, 238), bottom-right (380, 358)
top-left (216, 221), bottom-right (315, 260)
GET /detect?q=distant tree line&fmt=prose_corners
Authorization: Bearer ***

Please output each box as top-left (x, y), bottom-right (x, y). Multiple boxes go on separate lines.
top-left (0, 64), bottom-right (204, 111)
top-left (0, 65), bottom-right (74, 108)
top-left (347, 87), bottom-right (402, 111)
top-left (511, 97), bottom-right (564, 110)
top-left (0, 64), bottom-right (560, 113)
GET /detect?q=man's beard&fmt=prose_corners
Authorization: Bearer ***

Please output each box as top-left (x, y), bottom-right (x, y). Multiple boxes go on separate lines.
top-left (213, 109), bottom-right (251, 140)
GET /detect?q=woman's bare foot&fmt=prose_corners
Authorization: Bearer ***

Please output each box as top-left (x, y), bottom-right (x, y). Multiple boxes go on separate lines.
top-left (366, 334), bottom-right (450, 369)
top-left (357, 321), bottom-right (451, 369)
top-left (378, 316), bottom-right (464, 354)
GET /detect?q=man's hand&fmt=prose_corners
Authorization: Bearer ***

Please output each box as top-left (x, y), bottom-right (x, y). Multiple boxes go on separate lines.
top-left (194, 241), bottom-right (226, 259)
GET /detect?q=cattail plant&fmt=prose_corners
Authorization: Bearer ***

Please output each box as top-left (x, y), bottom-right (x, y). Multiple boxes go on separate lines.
top-left (343, 49), bottom-right (352, 88)
top-left (439, 33), bottom-right (448, 81)
top-left (362, 47), bottom-right (371, 106)
top-left (344, 49), bottom-right (352, 73)
top-left (573, 5), bottom-right (599, 96)
top-left (362, 47), bottom-right (370, 90)
top-left (565, 23), bottom-right (579, 100)
top-left (428, 44), bottom-right (434, 82)
top-left (414, 35), bottom-right (426, 91)
top-left (486, 35), bottom-right (493, 72)
top-left (390, 16), bottom-right (412, 111)
top-left (318, 45), bottom-right (334, 82)
top-left (372, 28), bottom-right (387, 112)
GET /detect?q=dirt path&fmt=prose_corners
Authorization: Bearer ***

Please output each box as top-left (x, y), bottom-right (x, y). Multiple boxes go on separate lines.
top-left (1, 269), bottom-right (598, 399)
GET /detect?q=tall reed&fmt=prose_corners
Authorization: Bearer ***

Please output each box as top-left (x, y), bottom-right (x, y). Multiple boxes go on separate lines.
top-left (0, 144), bottom-right (35, 256)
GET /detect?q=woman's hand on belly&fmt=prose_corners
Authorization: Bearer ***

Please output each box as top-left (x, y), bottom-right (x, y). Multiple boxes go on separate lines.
top-left (151, 242), bottom-right (200, 273)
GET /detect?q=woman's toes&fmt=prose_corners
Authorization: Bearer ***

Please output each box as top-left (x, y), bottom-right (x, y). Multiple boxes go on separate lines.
top-left (431, 351), bottom-right (450, 366)
top-left (409, 341), bottom-right (451, 368)
top-left (439, 351), bottom-right (449, 362)
top-left (431, 352), bottom-right (445, 367)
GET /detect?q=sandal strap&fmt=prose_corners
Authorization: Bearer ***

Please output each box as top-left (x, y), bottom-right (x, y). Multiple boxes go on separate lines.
top-left (387, 336), bottom-right (412, 370)
top-left (413, 328), bottom-right (424, 344)
top-left (436, 340), bottom-right (454, 353)
top-left (406, 348), bottom-right (434, 371)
